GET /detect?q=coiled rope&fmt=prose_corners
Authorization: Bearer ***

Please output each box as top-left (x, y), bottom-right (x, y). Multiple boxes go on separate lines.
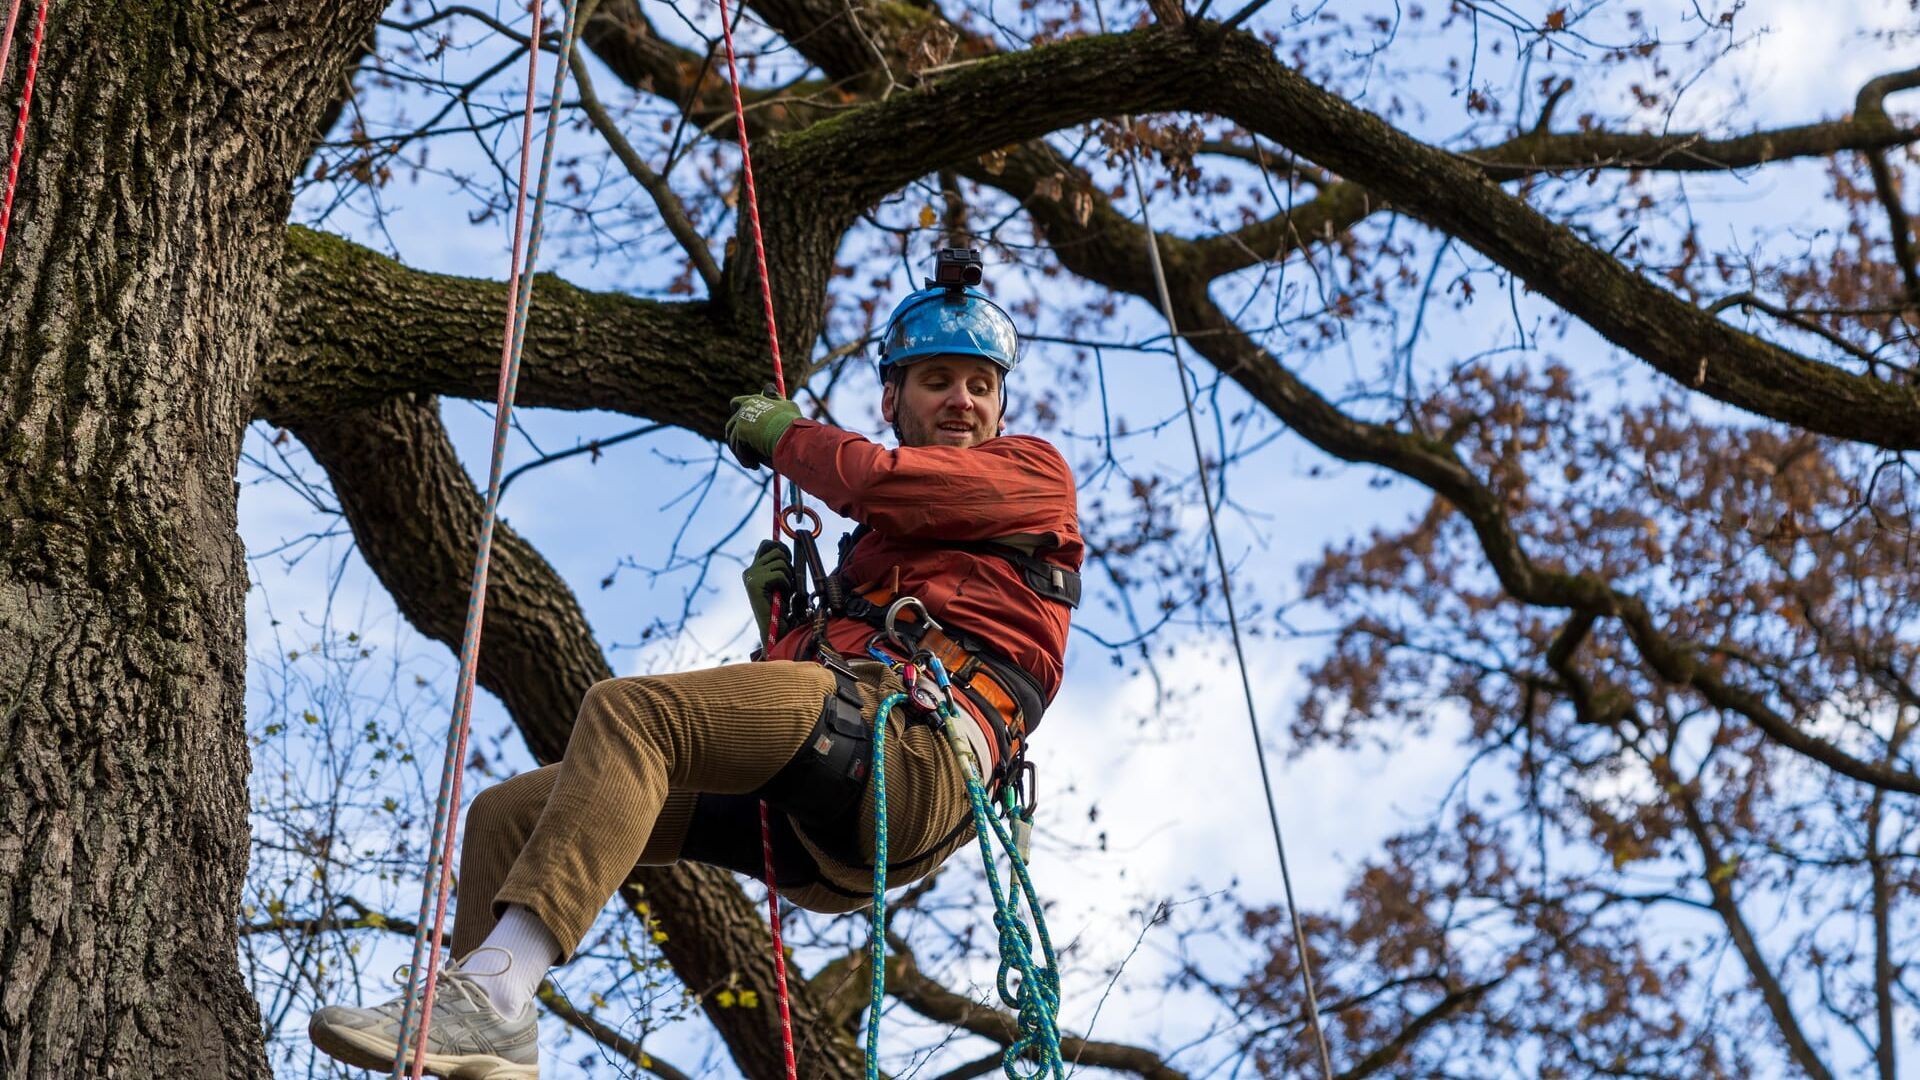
top-left (390, 4), bottom-right (582, 1077)
top-left (863, 654), bottom-right (1065, 1079)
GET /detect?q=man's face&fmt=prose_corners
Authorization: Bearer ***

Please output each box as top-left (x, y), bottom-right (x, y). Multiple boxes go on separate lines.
top-left (881, 356), bottom-right (1005, 449)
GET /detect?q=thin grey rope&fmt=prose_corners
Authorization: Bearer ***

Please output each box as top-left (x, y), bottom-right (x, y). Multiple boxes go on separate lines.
top-left (1084, 11), bottom-right (1337, 1069)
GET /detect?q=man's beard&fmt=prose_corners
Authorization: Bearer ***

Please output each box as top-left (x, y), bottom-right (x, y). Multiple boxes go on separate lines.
top-left (895, 408), bottom-right (985, 448)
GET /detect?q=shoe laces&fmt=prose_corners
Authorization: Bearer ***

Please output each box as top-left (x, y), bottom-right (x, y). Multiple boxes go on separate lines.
top-left (386, 962), bottom-right (493, 1015)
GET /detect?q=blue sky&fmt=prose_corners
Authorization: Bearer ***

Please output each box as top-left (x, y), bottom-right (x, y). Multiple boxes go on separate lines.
top-left (242, 1), bottom-right (1920, 1074)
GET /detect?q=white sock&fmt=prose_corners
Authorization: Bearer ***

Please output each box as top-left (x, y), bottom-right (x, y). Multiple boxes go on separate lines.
top-left (459, 905), bottom-right (560, 1019)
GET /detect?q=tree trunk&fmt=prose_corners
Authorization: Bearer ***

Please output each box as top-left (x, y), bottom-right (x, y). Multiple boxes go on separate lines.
top-left (0, 5), bottom-right (379, 1076)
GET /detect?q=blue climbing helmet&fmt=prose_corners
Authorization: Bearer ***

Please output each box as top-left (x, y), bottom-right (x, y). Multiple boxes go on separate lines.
top-left (876, 248), bottom-right (1020, 378)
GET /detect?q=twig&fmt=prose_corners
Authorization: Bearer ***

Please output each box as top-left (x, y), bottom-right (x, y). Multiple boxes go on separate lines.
top-left (1706, 292), bottom-right (1893, 375)
top-left (497, 423), bottom-right (666, 498)
top-left (540, 984), bottom-right (696, 1080)
top-left (569, 49), bottom-right (723, 289)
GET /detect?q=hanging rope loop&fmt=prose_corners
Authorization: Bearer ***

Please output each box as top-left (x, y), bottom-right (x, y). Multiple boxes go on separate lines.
top-left (859, 645), bottom-right (1066, 1079)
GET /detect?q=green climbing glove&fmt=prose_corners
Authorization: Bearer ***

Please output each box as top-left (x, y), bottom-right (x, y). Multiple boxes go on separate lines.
top-left (724, 393), bottom-right (801, 470)
top-left (743, 538), bottom-right (797, 638)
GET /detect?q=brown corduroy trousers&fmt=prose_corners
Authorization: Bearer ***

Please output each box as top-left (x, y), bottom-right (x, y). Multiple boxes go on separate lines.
top-left (449, 660), bottom-right (974, 962)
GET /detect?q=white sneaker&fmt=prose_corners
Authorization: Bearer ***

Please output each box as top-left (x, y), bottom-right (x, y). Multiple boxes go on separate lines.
top-left (309, 960), bottom-right (540, 1079)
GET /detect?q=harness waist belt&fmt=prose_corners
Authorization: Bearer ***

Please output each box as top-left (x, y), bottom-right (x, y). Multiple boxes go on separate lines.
top-left (842, 588), bottom-right (1046, 775)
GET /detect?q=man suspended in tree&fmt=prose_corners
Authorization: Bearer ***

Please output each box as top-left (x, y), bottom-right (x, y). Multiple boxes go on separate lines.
top-left (308, 250), bottom-right (1084, 1079)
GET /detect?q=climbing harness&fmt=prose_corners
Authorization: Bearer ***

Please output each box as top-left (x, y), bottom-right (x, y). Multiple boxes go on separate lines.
top-left (786, 521), bottom-right (1080, 781)
top-left (1090, 0), bottom-right (1334, 1071)
top-left (389, 4), bottom-right (578, 1078)
top-left (0, 0), bottom-right (52, 270)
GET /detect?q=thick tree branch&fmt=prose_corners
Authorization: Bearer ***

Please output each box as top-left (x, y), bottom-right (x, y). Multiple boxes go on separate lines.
top-left (265, 227), bottom-right (757, 434)
top-left (1187, 108), bottom-right (1920, 282)
top-left (277, 30), bottom-right (1920, 449)
top-left (1207, 42), bottom-right (1920, 446)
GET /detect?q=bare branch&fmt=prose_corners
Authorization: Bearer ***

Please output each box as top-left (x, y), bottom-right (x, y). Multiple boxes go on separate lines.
top-left (1659, 763), bottom-right (1838, 1080)
top-left (568, 46), bottom-right (724, 289)
top-left (540, 985), bottom-right (698, 1080)
top-left (1855, 66), bottom-right (1920, 304)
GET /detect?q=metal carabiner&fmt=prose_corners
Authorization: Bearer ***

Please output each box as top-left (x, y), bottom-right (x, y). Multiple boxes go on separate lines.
top-left (882, 595), bottom-right (942, 653)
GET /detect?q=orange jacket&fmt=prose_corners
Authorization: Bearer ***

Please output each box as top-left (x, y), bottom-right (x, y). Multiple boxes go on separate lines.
top-left (764, 419), bottom-right (1081, 712)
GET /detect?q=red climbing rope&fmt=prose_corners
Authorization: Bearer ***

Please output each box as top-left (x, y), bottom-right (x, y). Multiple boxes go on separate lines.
top-left (712, 0), bottom-right (801, 1074)
top-left (0, 0), bottom-right (51, 270)
top-left (0, 0), bottom-right (25, 108)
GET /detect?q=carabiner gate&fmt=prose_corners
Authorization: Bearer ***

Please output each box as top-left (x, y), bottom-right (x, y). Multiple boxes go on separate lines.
top-left (881, 594), bottom-right (942, 653)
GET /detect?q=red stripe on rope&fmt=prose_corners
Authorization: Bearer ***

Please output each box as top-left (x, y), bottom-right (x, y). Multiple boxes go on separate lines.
top-left (395, 12), bottom-right (544, 1079)
top-left (759, 800), bottom-right (800, 1069)
top-left (0, 0), bottom-right (26, 105)
top-left (0, 0), bottom-right (50, 269)
top-left (713, 0), bottom-right (801, 1075)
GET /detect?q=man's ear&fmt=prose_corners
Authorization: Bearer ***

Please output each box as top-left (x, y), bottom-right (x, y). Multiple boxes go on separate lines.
top-left (880, 379), bottom-right (898, 425)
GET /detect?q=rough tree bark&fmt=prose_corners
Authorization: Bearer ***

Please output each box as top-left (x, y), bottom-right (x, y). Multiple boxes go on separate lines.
top-left (0, 4), bottom-right (382, 1077)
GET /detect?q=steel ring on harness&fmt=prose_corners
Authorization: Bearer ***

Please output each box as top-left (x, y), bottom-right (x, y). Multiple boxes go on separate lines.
top-left (882, 595), bottom-right (943, 653)
top-left (778, 504), bottom-right (822, 539)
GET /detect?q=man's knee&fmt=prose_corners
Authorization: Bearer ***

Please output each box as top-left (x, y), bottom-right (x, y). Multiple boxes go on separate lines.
top-left (466, 770), bottom-right (550, 844)
top-left (576, 678), bottom-right (625, 724)
top-left (575, 676), bottom-right (674, 734)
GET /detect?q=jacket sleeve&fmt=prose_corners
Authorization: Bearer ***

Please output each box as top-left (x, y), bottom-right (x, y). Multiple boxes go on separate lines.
top-left (772, 420), bottom-right (1074, 542)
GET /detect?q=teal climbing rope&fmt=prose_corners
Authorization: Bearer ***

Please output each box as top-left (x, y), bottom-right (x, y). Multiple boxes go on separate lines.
top-left (866, 691), bottom-right (903, 1076)
top-left (864, 657), bottom-right (1065, 1080)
